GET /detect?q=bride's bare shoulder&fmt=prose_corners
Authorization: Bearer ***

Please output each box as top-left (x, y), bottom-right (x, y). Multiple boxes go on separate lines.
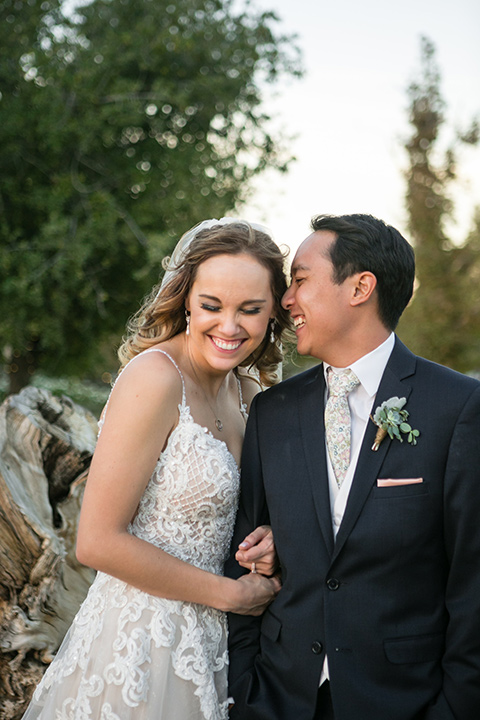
top-left (109, 346), bottom-right (184, 412)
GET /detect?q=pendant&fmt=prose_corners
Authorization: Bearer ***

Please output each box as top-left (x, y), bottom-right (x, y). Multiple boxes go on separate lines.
top-left (215, 418), bottom-right (223, 431)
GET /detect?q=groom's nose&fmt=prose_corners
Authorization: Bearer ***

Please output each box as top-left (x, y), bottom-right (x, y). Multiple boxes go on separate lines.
top-left (282, 283), bottom-right (295, 310)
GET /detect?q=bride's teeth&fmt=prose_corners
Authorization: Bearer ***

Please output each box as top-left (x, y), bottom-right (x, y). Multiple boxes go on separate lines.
top-left (213, 338), bottom-right (242, 350)
top-left (294, 317), bottom-right (305, 328)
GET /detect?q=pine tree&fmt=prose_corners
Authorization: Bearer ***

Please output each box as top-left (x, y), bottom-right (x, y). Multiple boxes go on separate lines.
top-left (398, 37), bottom-right (480, 373)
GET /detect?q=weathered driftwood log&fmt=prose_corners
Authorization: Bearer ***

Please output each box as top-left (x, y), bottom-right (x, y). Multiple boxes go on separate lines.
top-left (0, 387), bottom-right (98, 719)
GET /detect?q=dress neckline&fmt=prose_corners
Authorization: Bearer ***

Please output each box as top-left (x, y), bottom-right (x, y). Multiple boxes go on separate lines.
top-left (99, 348), bottom-right (248, 468)
top-left (158, 402), bottom-right (240, 473)
top-left (134, 348), bottom-right (247, 468)
top-left (140, 347), bottom-right (248, 421)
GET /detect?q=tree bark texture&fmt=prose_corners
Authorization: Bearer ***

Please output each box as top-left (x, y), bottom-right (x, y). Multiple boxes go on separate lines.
top-left (0, 387), bottom-right (98, 719)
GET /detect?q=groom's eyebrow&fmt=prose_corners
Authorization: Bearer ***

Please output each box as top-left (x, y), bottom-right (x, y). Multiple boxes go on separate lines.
top-left (291, 263), bottom-right (310, 277)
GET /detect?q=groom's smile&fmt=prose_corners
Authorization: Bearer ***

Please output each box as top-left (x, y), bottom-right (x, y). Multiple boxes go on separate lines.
top-left (282, 229), bottom-right (351, 363)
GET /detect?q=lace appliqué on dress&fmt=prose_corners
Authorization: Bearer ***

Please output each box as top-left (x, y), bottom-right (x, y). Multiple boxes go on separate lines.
top-left (23, 349), bottom-right (241, 720)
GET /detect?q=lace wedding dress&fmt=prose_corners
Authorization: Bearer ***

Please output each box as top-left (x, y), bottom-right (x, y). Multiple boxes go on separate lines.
top-left (23, 350), bottom-right (244, 720)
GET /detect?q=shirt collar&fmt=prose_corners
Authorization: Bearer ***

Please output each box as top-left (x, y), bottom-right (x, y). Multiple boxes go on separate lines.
top-left (324, 333), bottom-right (395, 398)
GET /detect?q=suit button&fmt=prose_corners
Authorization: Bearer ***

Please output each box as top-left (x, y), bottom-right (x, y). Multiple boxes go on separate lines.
top-left (326, 577), bottom-right (340, 590)
top-left (311, 641), bottom-right (323, 655)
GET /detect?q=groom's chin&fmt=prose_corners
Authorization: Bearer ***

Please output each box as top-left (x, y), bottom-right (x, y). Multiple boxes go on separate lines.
top-left (294, 341), bottom-right (313, 358)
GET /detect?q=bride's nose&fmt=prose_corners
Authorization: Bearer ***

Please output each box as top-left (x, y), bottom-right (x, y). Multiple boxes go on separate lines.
top-left (217, 313), bottom-right (241, 336)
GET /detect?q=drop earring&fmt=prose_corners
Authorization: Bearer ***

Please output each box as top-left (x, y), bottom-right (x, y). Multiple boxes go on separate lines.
top-left (269, 319), bottom-right (275, 344)
top-left (185, 310), bottom-right (190, 336)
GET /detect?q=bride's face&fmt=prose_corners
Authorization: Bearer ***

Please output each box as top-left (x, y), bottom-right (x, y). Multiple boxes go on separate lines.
top-left (185, 252), bottom-right (275, 373)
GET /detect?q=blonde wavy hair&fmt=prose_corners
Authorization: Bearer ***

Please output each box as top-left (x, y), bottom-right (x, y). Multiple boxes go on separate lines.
top-left (118, 221), bottom-right (292, 386)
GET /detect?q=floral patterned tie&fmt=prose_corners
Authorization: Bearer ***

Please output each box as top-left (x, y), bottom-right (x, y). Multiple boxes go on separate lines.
top-left (325, 368), bottom-right (360, 487)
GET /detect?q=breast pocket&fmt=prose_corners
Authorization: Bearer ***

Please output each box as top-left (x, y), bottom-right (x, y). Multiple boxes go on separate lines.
top-left (360, 480), bottom-right (434, 552)
top-left (373, 481), bottom-right (429, 499)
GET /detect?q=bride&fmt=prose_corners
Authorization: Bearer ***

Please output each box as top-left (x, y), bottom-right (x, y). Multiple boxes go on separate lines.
top-left (22, 218), bottom-right (291, 720)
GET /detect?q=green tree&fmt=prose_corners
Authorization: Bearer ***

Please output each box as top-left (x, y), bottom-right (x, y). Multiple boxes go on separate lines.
top-left (398, 37), bottom-right (480, 372)
top-left (0, 0), bottom-right (301, 393)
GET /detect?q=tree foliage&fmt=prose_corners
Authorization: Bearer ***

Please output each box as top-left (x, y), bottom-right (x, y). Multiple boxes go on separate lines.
top-left (0, 0), bottom-right (301, 392)
top-left (398, 37), bottom-right (480, 373)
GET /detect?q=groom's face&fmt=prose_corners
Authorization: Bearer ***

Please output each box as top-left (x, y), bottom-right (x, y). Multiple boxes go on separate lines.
top-left (282, 231), bottom-right (354, 362)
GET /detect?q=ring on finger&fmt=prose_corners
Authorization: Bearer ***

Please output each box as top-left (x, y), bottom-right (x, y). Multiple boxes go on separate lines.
top-left (251, 562), bottom-right (257, 574)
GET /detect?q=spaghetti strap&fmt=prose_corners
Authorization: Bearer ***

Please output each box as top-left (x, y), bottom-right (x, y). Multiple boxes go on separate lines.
top-left (235, 375), bottom-right (249, 422)
top-left (98, 349), bottom-right (186, 433)
top-left (140, 349), bottom-right (186, 407)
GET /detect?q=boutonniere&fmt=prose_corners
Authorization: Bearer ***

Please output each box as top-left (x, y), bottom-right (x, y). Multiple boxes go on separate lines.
top-left (370, 396), bottom-right (420, 451)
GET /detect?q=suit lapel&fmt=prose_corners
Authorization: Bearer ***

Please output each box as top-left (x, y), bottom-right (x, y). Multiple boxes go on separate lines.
top-left (332, 339), bottom-right (417, 562)
top-left (297, 366), bottom-right (335, 556)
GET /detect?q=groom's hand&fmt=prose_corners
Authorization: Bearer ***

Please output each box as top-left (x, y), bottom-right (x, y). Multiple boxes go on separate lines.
top-left (236, 525), bottom-right (279, 577)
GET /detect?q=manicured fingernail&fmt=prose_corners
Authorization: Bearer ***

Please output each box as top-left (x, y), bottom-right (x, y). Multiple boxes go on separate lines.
top-left (239, 542), bottom-right (248, 548)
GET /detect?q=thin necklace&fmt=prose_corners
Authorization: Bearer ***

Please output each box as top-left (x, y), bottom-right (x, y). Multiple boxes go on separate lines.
top-left (187, 353), bottom-right (224, 431)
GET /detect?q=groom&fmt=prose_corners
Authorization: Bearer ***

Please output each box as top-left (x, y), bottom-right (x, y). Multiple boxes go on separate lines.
top-left (226, 214), bottom-right (480, 720)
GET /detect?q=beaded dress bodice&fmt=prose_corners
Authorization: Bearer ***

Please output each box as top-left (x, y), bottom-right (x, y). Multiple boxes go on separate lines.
top-left (126, 351), bottom-right (242, 574)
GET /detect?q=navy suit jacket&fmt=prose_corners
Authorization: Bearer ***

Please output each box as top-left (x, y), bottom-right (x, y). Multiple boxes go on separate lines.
top-left (226, 338), bottom-right (480, 720)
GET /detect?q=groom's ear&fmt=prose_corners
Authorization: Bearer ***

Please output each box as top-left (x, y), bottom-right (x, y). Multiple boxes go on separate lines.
top-left (350, 271), bottom-right (377, 307)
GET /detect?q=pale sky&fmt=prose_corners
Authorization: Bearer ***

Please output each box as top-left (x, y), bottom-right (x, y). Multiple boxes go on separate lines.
top-left (238, 0), bottom-right (480, 258)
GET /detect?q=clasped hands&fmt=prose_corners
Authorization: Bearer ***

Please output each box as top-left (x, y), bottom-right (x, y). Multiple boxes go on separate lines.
top-left (236, 525), bottom-right (279, 578)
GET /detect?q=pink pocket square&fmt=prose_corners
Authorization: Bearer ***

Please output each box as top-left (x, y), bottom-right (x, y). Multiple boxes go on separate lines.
top-left (377, 478), bottom-right (423, 487)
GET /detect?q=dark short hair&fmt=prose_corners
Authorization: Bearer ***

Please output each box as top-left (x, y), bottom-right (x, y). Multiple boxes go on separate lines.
top-left (310, 214), bottom-right (415, 330)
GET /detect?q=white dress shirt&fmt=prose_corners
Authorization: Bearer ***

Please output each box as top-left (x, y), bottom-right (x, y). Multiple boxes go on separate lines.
top-left (320, 332), bottom-right (395, 683)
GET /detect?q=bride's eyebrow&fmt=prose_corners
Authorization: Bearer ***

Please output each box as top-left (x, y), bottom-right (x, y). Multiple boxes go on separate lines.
top-left (199, 294), bottom-right (221, 302)
top-left (198, 294), bottom-right (267, 305)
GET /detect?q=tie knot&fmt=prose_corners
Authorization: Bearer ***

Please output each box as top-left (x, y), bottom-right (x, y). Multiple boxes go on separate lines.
top-left (327, 367), bottom-right (359, 397)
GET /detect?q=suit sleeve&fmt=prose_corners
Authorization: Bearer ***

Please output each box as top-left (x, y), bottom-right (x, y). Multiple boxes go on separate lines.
top-left (426, 384), bottom-right (480, 719)
top-left (225, 394), bottom-right (270, 701)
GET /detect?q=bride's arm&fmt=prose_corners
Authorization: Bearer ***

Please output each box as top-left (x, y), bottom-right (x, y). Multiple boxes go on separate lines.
top-left (76, 352), bottom-right (278, 615)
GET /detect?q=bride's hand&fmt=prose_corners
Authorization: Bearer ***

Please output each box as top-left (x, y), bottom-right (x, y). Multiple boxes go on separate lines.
top-left (227, 572), bottom-right (281, 616)
top-left (235, 525), bottom-right (278, 576)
